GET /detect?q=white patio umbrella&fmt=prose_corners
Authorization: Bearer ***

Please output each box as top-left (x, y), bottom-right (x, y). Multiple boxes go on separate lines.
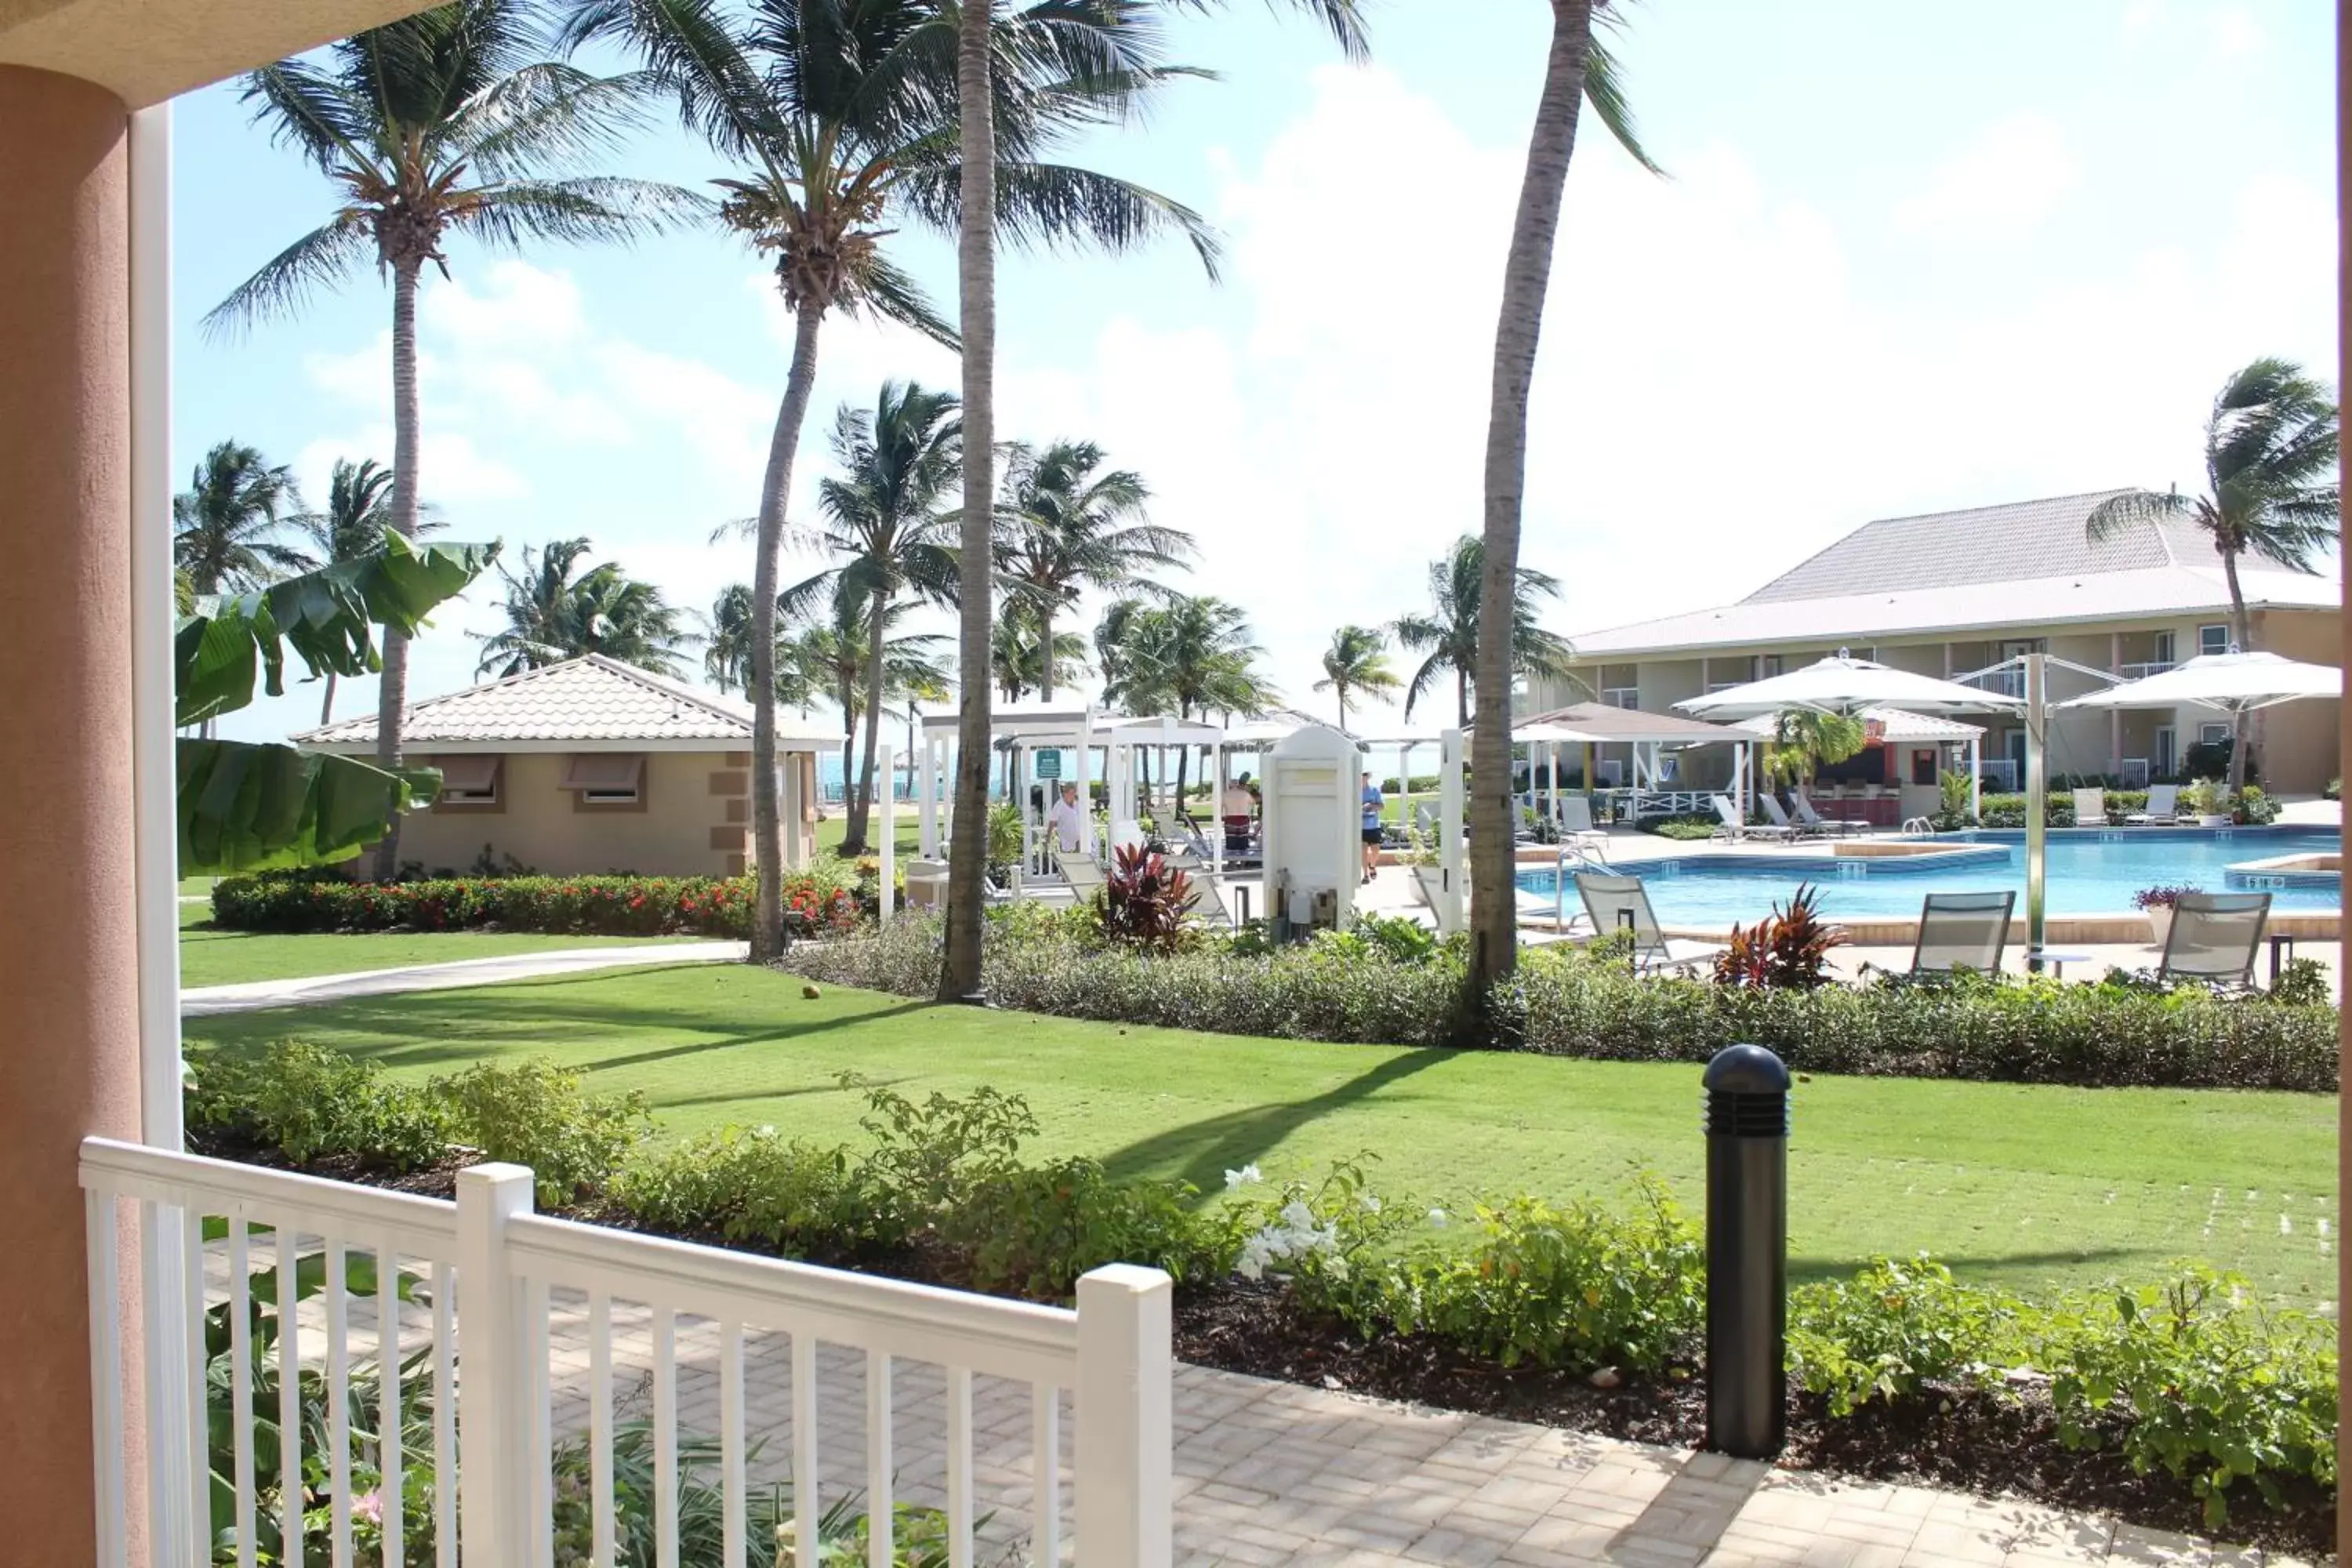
top-left (2053, 650), bottom-right (2341, 714)
top-left (1675, 652), bottom-right (2024, 720)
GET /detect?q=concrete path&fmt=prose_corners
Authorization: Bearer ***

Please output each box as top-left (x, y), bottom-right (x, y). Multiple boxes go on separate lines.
top-left (179, 941), bottom-right (747, 1016)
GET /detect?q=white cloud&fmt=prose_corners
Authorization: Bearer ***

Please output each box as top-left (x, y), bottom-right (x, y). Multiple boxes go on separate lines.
top-left (1892, 112), bottom-right (2079, 235)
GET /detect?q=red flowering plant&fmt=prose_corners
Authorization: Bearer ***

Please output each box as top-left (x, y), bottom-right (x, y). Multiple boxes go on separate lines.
top-left (1098, 844), bottom-right (1193, 952)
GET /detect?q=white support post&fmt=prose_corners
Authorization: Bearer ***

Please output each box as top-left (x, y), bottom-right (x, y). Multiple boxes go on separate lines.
top-left (1074, 1265), bottom-right (1173, 1568)
top-left (1969, 735), bottom-right (1982, 823)
top-left (916, 735), bottom-right (937, 858)
top-left (878, 741), bottom-right (896, 921)
top-left (1211, 746), bottom-right (1226, 884)
top-left (457, 1163), bottom-right (535, 1568)
top-left (1438, 728), bottom-right (1465, 937)
top-left (782, 750), bottom-right (806, 871)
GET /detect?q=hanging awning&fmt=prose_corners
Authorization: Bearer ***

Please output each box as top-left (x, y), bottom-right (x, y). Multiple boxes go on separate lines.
top-left (560, 753), bottom-right (645, 792)
top-left (428, 754), bottom-right (502, 794)
top-left (2055, 650), bottom-right (2341, 714)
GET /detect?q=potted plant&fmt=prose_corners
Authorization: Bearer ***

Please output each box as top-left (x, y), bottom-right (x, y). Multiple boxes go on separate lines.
top-left (2133, 884), bottom-right (2198, 947)
top-left (2180, 779), bottom-right (2231, 828)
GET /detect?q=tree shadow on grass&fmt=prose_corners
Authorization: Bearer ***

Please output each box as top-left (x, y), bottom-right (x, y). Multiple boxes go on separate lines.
top-left (1789, 1246), bottom-right (2147, 1287)
top-left (1098, 1047), bottom-right (1456, 1200)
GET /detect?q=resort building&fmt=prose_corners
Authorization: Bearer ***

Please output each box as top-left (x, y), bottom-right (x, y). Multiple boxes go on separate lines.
top-left (295, 654), bottom-right (837, 877)
top-left (1526, 491), bottom-right (2344, 797)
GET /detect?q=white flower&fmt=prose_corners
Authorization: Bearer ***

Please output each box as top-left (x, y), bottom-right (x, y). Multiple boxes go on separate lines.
top-left (1324, 1256), bottom-right (1351, 1282)
top-left (1224, 1163), bottom-right (1264, 1190)
top-left (1359, 1193), bottom-right (1382, 1214)
top-left (757, 1124), bottom-right (776, 1138)
top-left (1279, 1200), bottom-right (1316, 1232)
top-left (1427, 1209), bottom-right (1449, 1229)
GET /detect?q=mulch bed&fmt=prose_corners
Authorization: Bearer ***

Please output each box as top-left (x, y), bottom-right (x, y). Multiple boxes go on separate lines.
top-left (186, 1134), bottom-right (2334, 1557)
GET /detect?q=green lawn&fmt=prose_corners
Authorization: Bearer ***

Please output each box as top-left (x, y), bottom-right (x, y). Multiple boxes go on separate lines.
top-left (180, 923), bottom-right (691, 988)
top-left (179, 964), bottom-right (2340, 1305)
top-left (813, 814), bottom-right (921, 859)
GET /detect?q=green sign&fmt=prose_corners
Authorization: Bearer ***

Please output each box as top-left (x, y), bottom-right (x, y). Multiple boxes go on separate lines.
top-left (1035, 750), bottom-right (1062, 780)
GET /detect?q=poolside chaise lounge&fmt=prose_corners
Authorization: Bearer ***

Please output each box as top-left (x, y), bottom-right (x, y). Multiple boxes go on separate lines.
top-left (1711, 794), bottom-right (1794, 844)
top-left (2128, 783), bottom-right (2180, 826)
top-left (1572, 872), bottom-right (1730, 977)
top-left (1181, 873), bottom-right (1236, 929)
top-left (1057, 848), bottom-right (1105, 902)
top-left (2156, 891), bottom-right (2270, 992)
top-left (2072, 787), bottom-right (2108, 827)
top-left (1792, 788), bottom-right (1871, 837)
top-left (1909, 890), bottom-right (2015, 975)
top-left (1557, 795), bottom-right (1609, 849)
top-left (1756, 794), bottom-right (1820, 839)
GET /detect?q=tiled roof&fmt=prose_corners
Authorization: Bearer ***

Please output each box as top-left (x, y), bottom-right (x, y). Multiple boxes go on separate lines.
top-left (1564, 490), bottom-right (2339, 659)
top-left (1741, 490), bottom-right (2181, 603)
top-left (296, 654), bottom-right (761, 747)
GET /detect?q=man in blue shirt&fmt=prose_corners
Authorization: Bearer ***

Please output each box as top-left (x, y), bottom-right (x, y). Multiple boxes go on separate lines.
top-left (1360, 770), bottom-right (1384, 884)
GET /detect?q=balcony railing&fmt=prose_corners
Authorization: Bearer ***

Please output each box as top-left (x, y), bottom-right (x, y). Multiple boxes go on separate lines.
top-left (81, 1137), bottom-right (1172, 1568)
top-left (1600, 687), bottom-right (1640, 710)
top-left (2118, 660), bottom-right (2176, 681)
top-left (1959, 668), bottom-right (2024, 699)
top-left (1978, 759), bottom-right (2020, 791)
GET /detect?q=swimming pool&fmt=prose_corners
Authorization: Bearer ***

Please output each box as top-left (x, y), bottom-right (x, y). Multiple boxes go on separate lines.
top-left (1513, 826), bottom-right (2342, 926)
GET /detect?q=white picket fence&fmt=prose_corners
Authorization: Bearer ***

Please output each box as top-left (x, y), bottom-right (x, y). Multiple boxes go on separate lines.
top-left (80, 1136), bottom-right (1173, 1568)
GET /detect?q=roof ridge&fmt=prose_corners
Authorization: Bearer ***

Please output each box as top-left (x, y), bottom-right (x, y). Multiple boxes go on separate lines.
top-left (572, 652), bottom-right (752, 726)
top-left (1842, 487), bottom-right (2138, 531)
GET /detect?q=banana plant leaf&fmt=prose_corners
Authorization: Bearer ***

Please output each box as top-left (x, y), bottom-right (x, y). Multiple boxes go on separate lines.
top-left (179, 740), bottom-right (443, 877)
top-left (176, 533), bottom-right (498, 728)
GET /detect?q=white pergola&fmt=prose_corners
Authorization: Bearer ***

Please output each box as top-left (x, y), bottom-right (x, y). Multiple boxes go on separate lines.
top-left (1729, 705), bottom-right (1986, 821)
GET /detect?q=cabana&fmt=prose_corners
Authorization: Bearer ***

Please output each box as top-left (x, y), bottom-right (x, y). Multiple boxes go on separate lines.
top-left (1512, 702), bottom-right (1759, 823)
top-left (1730, 705), bottom-right (1984, 827)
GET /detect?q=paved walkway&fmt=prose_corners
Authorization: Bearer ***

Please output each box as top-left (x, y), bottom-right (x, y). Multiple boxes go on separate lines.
top-left (179, 941), bottom-right (747, 1015)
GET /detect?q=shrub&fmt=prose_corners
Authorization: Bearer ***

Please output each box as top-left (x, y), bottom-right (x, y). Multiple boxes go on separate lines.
top-left (612, 1127), bottom-right (866, 1253)
top-left (187, 1041), bottom-right (449, 1171)
top-left (1713, 883), bottom-right (1844, 991)
top-left (2234, 785), bottom-right (2281, 826)
top-left (852, 1076), bottom-right (1038, 1240)
top-left (1637, 813), bottom-right (1716, 840)
top-left (1099, 844), bottom-right (1192, 951)
top-left (1788, 1256), bottom-right (2020, 1415)
top-left (2042, 1265), bottom-right (2337, 1526)
top-left (777, 916), bottom-right (2339, 1091)
top-left (2132, 884), bottom-right (2201, 911)
top-left (949, 1160), bottom-right (1235, 1297)
top-left (2269, 957), bottom-right (2331, 1007)
top-left (436, 1058), bottom-right (652, 1205)
top-left (1979, 793), bottom-right (2076, 829)
top-left (212, 869), bottom-right (864, 939)
top-left (1392, 1178), bottom-right (1704, 1374)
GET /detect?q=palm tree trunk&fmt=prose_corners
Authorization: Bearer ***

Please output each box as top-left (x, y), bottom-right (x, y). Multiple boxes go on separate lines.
top-left (1456, 668), bottom-right (1468, 728)
top-left (2221, 545), bottom-right (2253, 790)
top-left (941, 0), bottom-right (998, 1002)
top-left (1470, 0), bottom-right (1594, 1001)
top-left (321, 670), bottom-right (338, 727)
top-left (369, 258), bottom-right (424, 883)
top-left (1038, 604), bottom-right (1056, 702)
top-left (847, 586), bottom-right (891, 852)
top-left (750, 306), bottom-right (827, 959)
top-left (1337, 683), bottom-right (1349, 732)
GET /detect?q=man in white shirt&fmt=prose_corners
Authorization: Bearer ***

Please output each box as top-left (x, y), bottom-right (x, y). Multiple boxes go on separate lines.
top-left (1046, 781), bottom-right (1089, 857)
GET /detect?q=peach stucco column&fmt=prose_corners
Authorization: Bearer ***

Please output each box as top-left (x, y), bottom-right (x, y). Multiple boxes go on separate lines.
top-left (2339, 6), bottom-right (2350, 1562)
top-left (0, 64), bottom-right (144, 1566)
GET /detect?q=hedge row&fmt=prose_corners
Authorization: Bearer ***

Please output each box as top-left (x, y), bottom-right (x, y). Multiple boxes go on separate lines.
top-left (776, 915), bottom-right (2339, 1093)
top-left (211, 868), bottom-right (869, 939)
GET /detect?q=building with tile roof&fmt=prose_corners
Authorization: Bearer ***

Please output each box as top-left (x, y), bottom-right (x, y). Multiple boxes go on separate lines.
top-left (1525, 491), bottom-right (2341, 797)
top-left (296, 655), bottom-right (842, 877)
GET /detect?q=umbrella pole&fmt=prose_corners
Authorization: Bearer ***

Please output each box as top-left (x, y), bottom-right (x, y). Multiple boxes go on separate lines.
top-left (2024, 652), bottom-right (2048, 965)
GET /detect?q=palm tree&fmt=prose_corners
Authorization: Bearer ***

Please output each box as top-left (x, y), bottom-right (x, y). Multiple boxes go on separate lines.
top-left (942, 0), bottom-right (1370, 1001)
top-left (210, 0), bottom-right (694, 878)
top-left (1469, 1), bottom-right (1655, 993)
top-left (173, 441), bottom-right (312, 596)
top-left (782, 380), bottom-right (964, 853)
top-left (1314, 624), bottom-right (1399, 731)
top-left (1100, 592), bottom-right (1272, 802)
top-left (994, 439), bottom-right (1189, 702)
top-left (993, 604), bottom-right (1091, 702)
top-left (568, 0), bottom-right (1216, 961)
top-left (474, 537), bottom-right (697, 678)
top-left (702, 583), bottom-right (759, 695)
top-left (291, 457), bottom-right (447, 723)
top-left (1393, 535), bottom-right (1574, 726)
top-left (788, 588), bottom-right (950, 826)
top-left (2088, 357), bottom-right (2340, 789)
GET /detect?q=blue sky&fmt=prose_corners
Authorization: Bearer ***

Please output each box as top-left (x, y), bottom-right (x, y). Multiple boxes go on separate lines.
top-left (173, 0), bottom-right (2341, 742)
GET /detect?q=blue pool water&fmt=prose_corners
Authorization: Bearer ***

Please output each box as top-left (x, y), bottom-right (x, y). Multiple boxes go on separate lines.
top-left (1514, 827), bottom-right (2341, 925)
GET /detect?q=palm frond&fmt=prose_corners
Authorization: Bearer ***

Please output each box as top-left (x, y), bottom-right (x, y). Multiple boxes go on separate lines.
top-left (559, 0), bottom-right (793, 171)
top-left (902, 161), bottom-right (1223, 281)
top-left (449, 176), bottom-right (710, 251)
top-left (202, 217), bottom-right (375, 339)
top-left (1583, 27), bottom-right (1664, 176)
top-left (448, 62), bottom-right (664, 178)
top-left (2084, 488), bottom-right (2189, 543)
top-left (849, 252), bottom-right (961, 350)
top-left (241, 60), bottom-right (377, 177)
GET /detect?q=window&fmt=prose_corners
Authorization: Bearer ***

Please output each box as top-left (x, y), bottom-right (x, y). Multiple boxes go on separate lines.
top-left (2151, 630), bottom-right (2176, 665)
top-left (429, 754), bottom-right (501, 811)
top-left (561, 753), bottom-right (647, 808)
top-left (2198, 722), bottom-right (2231, 746)
top-left (1911, 749), bottom-right (1938, 787)
top-left (2198, 623), bottom-right (2230, 657)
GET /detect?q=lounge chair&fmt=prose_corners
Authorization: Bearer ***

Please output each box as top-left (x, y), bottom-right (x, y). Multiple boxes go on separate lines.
top-left (1793, 789), bottom-right (1871, 837)
top-left (1558, 794), bottom-right (1607, 844)
top-left (1412, 800), bottom-right (1439, 836)
top-left (1909, 891), bottom-right (2014, 975)
top-left (2071, 787), bottom-right (2109, 827)
top-left (2129, 783), bottom-right (2180, 826)
top-left (1057, 848), bottom-right (1105, 902)
top-left (1182, 874), bottom-right (1236, 929)
top-left (1757, 794), bottom-right (1819, 840)
top-left (2157, 891), bottom-right (2270, 992)
top-left (903, 857), bottom-right (949, 910)
top-left (1711, 794), bottom-right (1792, 844)
top-left (1572, 873), bottom-right (1729, 976)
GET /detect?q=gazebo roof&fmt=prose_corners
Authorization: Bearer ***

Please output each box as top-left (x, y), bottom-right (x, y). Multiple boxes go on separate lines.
top-left (1732, 705), bottom-right (1984, 744)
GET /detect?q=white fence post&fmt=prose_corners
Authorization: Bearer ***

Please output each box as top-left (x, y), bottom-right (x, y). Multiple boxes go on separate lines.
top-left (456, 1163), bottom-right (535, 1566)
top-left (1074, 1264), bottom-right (1173, 1568)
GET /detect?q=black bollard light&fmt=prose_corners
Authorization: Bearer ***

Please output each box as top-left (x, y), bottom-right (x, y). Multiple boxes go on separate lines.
top-left (1702, 1042), bottom-right (1790, 1459)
